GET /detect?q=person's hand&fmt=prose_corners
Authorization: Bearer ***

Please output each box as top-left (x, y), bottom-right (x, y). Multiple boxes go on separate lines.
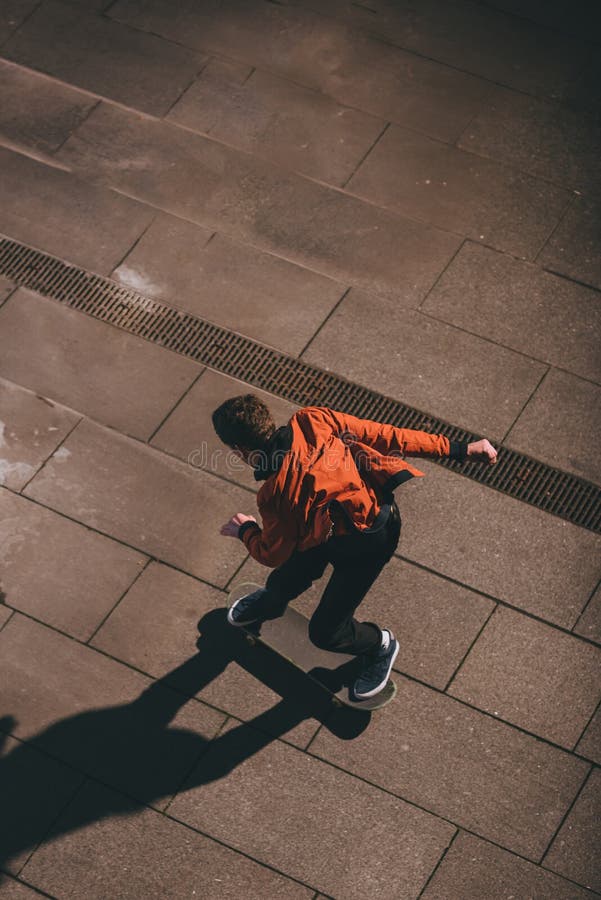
top-left (467, 439), bottom-right (498, 465)
top-left (220, 512), bottom-right (257, 538)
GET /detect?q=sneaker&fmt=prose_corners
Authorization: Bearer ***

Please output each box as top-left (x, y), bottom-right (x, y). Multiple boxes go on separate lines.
top-left (353, 630), bottom-right (399, 699)
top-left (227, 588), bottom-right (268, 626)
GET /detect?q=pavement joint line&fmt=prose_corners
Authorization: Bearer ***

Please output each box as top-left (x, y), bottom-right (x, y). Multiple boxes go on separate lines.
top-left (0, 607), bottom-right (15, 633)
top-left (539, 763), bottom-right (595, 867)
top-left (533, 192), bottom-right (577, 265)
top-left (441, 600), bottom-right (498, 694)
top-left (161, 714), bottom-right (234, 817)
top-left (0, 0), bottom-right (44, 52)
top-left (572, 575), bottom-right (601, 636)
top-left (416, 237), bottom-right (468, 311)
top-left (339, 119), bottom-right (390, 190)
top-left (108, 211), bottom-right (157, 276)
top-left (296, 285), bottom-right (352, 359)
top-left (0, 874), bottom-right (57, 899)
top-left (500, 364), bottom-right (551, 445)
top-left (85, 557), bottom-right (153, 648)
top-left (146, 366), bottom-right (207, 445)
top-left (542, 265), bottom-right (601, 296)
top-left (161, 56), bottom-right (212, 120)
top-left (451, 80), bottom-right (497, 148)
top-left (532, 190), bottom-right (578, 262)
top-left (17, 413), bottom-right (84, 496)
top-left (571, 693), bottom-right (601, 755)
top-left (10, 771), bottom-right (87, 884)
top-left (415, 827), bottom-right (460, 899)
top-left (52, 98), bottom-right (102, 158)
top-left (3, 237), bottom-right (599, 532)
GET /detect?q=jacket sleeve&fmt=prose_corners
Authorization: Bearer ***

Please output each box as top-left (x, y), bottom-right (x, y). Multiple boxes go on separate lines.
top-left (238, 499), bottom-right (298, 568)
top-left (314, 407), bottom-right (467, 461)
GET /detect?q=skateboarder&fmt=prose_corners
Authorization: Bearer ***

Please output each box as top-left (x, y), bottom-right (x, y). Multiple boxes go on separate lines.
top-left (214, 395), bottom-right (497, 700)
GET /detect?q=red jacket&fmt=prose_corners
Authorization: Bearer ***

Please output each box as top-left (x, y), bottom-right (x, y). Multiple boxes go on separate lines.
top-left (240, 406), bottom-right (465, 567)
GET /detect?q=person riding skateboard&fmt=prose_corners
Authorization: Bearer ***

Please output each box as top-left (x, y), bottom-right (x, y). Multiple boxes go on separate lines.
top-left (214, 395), bottom-right (497, 700)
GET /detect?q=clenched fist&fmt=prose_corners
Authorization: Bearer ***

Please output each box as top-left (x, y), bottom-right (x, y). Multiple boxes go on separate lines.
top-left (467, 439), bottom-right (498, 465)
top-left (220, 512), bottom-right (258, 538)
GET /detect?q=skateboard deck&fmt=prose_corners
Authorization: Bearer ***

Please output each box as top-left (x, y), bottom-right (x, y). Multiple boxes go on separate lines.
top-left (228, 582), bottom-right (396, 711)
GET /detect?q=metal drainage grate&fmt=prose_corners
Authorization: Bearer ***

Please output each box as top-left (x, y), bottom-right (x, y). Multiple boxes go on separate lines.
top-left (1, 235), bottom-right (600, 534)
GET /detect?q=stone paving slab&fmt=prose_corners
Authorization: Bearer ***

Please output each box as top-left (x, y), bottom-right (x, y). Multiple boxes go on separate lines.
top-left (309, 675), bottom-right (590, 859)
top-left (169, 718), bottom-right (456, 899)
top-left (576, 705), bottom-right (601, 765)
top-left (111, 0), bottom-right (490, 143)
top-left (539, 194), bottom-right (601, 291)
top-left (457, 85), bottom-right (601, 191)
top-left (113, 220), bottom-right (345, 356)
top-left (23, 418), bottom-right (251, 587)
top-left (0, 59), bottom-right (97, 154)
top-left (0, 288), bottom-right (202, 441)
top-left (303, 287), bottom-right (547, 440)
top-left (168, 60), bottom-right (386, 187)
top-left (56, 100), bottom-right (461, 303)
top-left (91, 561), bottom-right (321, 750)
top-left (3, 0), bottom-right (207, 116)
top-left (574, 585), bottom-right (601, 644)
top-left (421, 830), bottom-right (596, 900)
top-left (397, 462), bottom-right (601, 629)
top-left (544, 768), bottom-right (601, 892)
top-left (0, 146), bottom-right (154, 274)
top-left (0, 613), bottom-right (226, 811)
top-left (236, 553), bottom-right (495, 691)
top-left (448, 606), bottom-right (601, 748)
top-left (0, 376), bottom-right (80, 490)
top-left (289, 0), bottom-right (590, 97)
top-left (19, 779), bottom-right (312, 900)
top-left (152, 369), bottom-right (299, 490)
top-left (0, 488), bottom-right (146, 640)
top-left (505, 368), bottom-right (601, 486)
top-left (422, 241), bottom-right (601, 384)
top-left (347, 125), bottom-right (571, 259)
top-left (0, 732), bottom-right (84, 875)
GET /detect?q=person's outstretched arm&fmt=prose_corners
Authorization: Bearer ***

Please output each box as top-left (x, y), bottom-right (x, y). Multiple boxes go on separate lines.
top-left (312, 407), bottom-right (498, 465)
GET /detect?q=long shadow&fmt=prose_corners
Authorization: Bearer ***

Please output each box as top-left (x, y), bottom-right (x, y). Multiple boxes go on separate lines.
top-left (1, 607), bottom-right (370, 874)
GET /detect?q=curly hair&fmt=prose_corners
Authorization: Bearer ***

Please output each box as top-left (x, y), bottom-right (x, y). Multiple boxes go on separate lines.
top-left (211, 394), bottom-right (276, 450)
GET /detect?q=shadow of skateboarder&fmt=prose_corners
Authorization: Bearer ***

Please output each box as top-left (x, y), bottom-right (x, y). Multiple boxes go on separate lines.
top-left (0, 607), bottom-right (370, 874)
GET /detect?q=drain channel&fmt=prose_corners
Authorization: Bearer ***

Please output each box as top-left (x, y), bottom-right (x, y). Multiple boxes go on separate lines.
top-left (1, 235), bottom-right (599, 534)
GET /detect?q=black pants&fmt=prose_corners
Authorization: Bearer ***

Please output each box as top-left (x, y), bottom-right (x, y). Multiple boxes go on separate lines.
top-left (262, 501), bottom-right (402, 656)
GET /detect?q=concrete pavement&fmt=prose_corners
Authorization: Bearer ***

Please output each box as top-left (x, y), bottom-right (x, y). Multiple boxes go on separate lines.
top-left (0, 0), bottom-right (600, 897)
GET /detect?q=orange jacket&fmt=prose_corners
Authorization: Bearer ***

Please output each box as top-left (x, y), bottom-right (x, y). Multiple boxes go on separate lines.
top-left (240, 406), bottom-right (465, 567)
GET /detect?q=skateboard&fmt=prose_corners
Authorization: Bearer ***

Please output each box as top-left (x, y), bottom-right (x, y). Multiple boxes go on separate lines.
top-left (227, 582), bottom-right (396, 711)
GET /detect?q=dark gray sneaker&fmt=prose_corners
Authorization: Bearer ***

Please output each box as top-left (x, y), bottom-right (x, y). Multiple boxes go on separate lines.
top-left (353, 630), bottom-right (399, 699)
top-left (227, 588), bottom-right (268, 626)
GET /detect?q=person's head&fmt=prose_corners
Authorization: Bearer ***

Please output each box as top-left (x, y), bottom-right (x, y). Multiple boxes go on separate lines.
top-left (211, 394), bottom-right (276, 463)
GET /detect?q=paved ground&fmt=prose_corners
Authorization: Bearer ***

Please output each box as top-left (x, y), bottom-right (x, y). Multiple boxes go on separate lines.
top-left (0, 0), bottom-right (600, 897)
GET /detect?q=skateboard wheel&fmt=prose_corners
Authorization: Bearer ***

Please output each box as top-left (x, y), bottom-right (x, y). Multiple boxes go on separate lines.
top-left (245, 634), bottom-right (257, 646)
top-left (331, 697), bottom-right (343, 708)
